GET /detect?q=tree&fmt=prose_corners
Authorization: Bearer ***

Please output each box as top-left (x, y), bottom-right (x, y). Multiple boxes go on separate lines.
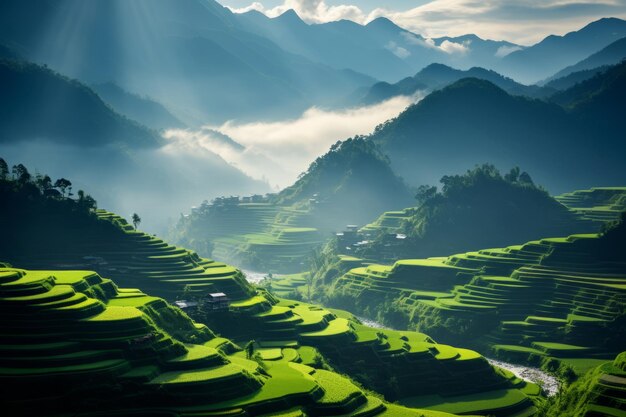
top-left (76, 190), bottom-right (97, 210)
top-left (518, 171), bottom-right (534, 186)
top-left (305, 272), bottom-right (314, 302)
top-left (132, 213), bottom-right (141, 230)
top-left (415, 185), bottom-right (437, 204)
top-left (504, 167), bottom-right (520, 183)
top-left (12, 164), bottom-right (31, 184)
top-left (54, 178), bottom-right (72, 197)
top-left (244, 340), bottom-right (255, 359)
top-left (0, 158), bottom-right (8, 180)
top-left (36, 175), bottom-right (52, 191)
top-left (83, 195), bottom-right (97, 210)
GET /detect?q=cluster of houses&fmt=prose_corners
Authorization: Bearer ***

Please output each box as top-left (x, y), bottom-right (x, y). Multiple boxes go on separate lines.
top-left (335, 225), bottom-right (406, 252)
top-left (185, 194), bottom-right (279, 218)
top-left (174, 292), bottom-right (230, 314)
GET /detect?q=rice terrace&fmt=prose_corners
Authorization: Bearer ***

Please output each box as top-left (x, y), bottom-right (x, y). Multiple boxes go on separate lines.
top-left (1, 1), bottom-right (625, 416)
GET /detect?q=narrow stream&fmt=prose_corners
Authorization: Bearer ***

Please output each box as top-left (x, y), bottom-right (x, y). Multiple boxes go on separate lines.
top-left (242, 270), bottom-right (282, 285)
top-left (356, 316), bottom-right (394, 330)
top-left (487, 357), bottom-right (560, 396)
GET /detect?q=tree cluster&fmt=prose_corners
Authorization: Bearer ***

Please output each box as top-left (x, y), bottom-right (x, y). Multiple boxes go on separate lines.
top-left (0, 157), bottom-right (97, 210)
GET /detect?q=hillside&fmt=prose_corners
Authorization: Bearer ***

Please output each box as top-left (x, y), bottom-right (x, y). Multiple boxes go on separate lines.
top-left (496, 17), bottom-right (626, 83)
top-left (326, 213), bottom-right (626, 380)
top-left (172, 138), bottom-right (414, 272)
top-left (362, 63), bottom-right (551, 104)
top-left (91, 82), bottom-right (185, 130)
top-left (1, 264), bottom-right (470, 417)
top-left (545, 36), bottom-right (626, 85)
top-left (0, 167), bottom-right (542, 416)
top-left (360, 165), bottom-right (595, 259)
top-left (544, 65), bottom-right (612, 91)
top-left (0, 55), bottom-right (268, 232)
top-left (0, 0), bottom-right (373, 124)
top-left (550, 60), bottom-right (626, 118)
top-left (0, 59), bottom-right (160, 148)
top-left (275, 138), bottom-right (414, 228)
top-left (369, 75), bottom-right (626, 192)
top-left (306, 167), bottom-right (601, 293)
top-left (543, 351), bottom-right (626, 416)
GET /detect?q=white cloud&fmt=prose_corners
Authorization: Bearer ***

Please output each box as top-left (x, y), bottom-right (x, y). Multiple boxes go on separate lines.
top-left (400, 32), bottom-right (469, 54)
top-left (164, 95), bottom-right (417, 188)
top-left (229, 1), bottom-right (266, 13)
top-left (439, 39), bottom-right (469, 54)
top-left (228, 0), bottom-right (367, 24)
top-left (386, 41), bottom-right (411, 58)
top-left (495, 45), bottom-right (524, 57)
top-left (401, 32), bottom-right (437, 49)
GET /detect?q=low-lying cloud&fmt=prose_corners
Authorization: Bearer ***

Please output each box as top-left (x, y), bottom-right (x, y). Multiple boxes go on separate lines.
top-left (164, 95), bottom-right (417, 189)
top-left (401, 32), bottom-right (469, 55)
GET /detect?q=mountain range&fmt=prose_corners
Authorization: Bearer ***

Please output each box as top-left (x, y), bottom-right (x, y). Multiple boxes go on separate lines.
top-left (0, 0), bottom-right (373, 125)
top-left (2, 0), bottom-right (625, 126)
top-left (495, 17), bottom-right (626, 83)
top-left (0, 59), bottom-right (160, 148)
top-left (368, 61), bottom-right (626, 193)
top-left (360, 63), bottom-right (552, 104)
top-left (238, 11), bottom-right (519, 82)
top-left (543, 36), bottom-right (626, 88)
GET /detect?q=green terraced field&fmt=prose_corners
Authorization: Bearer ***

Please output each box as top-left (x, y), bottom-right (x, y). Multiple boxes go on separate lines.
top-left (557, 187), bottom-right (626, 224)
top-left (0, 266), bottom-right (460, 417)
top-left (4, 210), bottom-right (256, 301)
top-left (329, 227), bottom-right (626, 375)
top-left (360, 208), bottom-right (414, 235)
top-left (173, 203), bottom-right (325, 273)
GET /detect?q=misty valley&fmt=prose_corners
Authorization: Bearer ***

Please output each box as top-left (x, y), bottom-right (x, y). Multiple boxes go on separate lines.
top-left (1, 1), bottom-right (626, 417)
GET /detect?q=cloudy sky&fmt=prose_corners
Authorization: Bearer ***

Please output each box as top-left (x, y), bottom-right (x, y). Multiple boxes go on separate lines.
top-left (223, 0), bottom-right (626, 44)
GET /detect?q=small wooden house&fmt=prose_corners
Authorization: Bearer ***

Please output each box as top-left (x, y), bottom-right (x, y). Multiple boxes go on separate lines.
top-left (205, 292), bottom-right (230, 311)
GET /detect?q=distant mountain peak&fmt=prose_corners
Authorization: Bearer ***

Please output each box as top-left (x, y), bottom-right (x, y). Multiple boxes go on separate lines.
top-left (436, 33), bottom-right (482, 42)
top-left (421, 62), bottom-right (454, 72)
top-left (275, 9), bottom-right (305, 25)
top-left (240, 9), bottom-right (267, 19)
top-left (366, 16), bottom-right (402, 31)
top-left (586, 16), bottom-right (626, 27)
